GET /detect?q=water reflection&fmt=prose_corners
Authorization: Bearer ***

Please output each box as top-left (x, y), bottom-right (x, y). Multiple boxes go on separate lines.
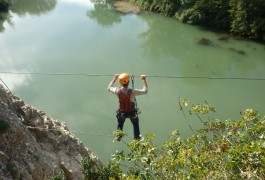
top-left (87, 0), bottom-right (121, 27)
top-left (0, 0), bottom-right (56, 90)
top-left (61, 0), bottom-right (93, 8)
top-left (10, 0), bottom-right (57, 16)
top-left (138, 13), bottom-right (265, 86)
top-left (0, 0), bottom-right (56, 32)
top-left (0, 72), bottom-right (31, 91)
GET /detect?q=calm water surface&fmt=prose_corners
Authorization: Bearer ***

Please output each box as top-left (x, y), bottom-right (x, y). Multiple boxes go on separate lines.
top-left (0, 0), bottom-right (265, 163)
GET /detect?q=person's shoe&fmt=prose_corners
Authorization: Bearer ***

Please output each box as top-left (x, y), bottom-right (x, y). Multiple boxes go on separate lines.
top-left (117, 135), bottom-right (122, 141)
top-left (134, 135), bottom-right (143, 141)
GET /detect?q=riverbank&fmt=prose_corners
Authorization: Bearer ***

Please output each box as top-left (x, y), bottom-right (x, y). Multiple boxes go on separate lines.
top-left (113, 1), bottom-right (141, 14)
top-left (0, 84), bottom-right (102, 179)
top-left (129, 0), bottom-right (265, 42)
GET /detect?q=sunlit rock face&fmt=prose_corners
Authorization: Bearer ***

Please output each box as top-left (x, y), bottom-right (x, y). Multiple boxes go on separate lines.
top-left (0, 85), bottom-right (102, 180)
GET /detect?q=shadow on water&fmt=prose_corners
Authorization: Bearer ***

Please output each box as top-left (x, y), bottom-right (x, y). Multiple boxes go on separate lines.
top-left (87, 0), bottom-right (122, 27)
top-left (0, 0), bottom-right (57, 32)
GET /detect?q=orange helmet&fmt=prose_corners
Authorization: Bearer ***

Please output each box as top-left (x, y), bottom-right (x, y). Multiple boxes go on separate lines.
top-left (118, 73), bottom-right (130, 85)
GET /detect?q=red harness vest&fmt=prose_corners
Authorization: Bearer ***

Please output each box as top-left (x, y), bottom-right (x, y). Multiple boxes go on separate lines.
top-left (118, 89), bottom-right (135, 112)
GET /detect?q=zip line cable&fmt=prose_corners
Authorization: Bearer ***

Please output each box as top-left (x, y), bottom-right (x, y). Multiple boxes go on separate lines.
top-left (0, 78), bottom-right (115, 139)
top-left (131, 75), bottom-right (138, 107)
top-left (1, 71), bottom-right (265, 81)
top-left (0, 72), bottom-right (113, 77)
top-left (1, 72), bottom-right (265, 138)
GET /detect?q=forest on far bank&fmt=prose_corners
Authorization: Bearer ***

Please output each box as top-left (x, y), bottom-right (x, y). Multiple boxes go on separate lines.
top-left (130, 0), bottom-right (265, 41)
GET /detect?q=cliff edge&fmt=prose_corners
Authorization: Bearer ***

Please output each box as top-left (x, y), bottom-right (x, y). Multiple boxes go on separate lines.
top-left (0, 85), bottom-right (102, 179)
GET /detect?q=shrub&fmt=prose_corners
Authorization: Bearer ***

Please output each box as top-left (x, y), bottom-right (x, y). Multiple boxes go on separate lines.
top-left (131, 0), bottom-right (182, 17)
top-left (102, 100), bottom-right (265, 179)
top-left (176, 0), bottom-right (230, 30)
top-left (229, 0), bottom-right (265, 39)
top-left (50, 170), bottom-right (65, 180)
top-left (0, 119), bottom-right (10, 134)
top-left (6, 161), bottom-right (19, 179)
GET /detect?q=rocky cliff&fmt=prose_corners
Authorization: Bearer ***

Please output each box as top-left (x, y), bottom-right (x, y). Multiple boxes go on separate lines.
top-left (0, 85), bottom-right (102, 179)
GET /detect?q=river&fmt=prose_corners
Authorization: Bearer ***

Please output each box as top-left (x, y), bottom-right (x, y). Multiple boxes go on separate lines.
top-left (0, 0), bottom-right (265, 163)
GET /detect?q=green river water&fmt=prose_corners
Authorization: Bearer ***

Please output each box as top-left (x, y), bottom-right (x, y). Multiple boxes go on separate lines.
top-left (0, 0), bottom-right (265, 163)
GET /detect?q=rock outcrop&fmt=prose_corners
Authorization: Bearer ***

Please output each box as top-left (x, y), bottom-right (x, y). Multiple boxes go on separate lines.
top-left (113, 1), bottom-right (141, 14)
top-left (0, 85), bottom-right (102, 179)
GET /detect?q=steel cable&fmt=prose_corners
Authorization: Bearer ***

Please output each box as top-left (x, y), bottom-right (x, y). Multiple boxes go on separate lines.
top-left (0, 71), bottom-right (265, 81)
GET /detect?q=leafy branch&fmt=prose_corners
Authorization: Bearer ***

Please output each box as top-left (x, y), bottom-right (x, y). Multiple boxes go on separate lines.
top-left (81, 99), bottom-right (265, 179)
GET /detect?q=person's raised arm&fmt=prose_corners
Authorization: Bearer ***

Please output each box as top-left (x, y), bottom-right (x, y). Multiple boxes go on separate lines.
top-left (141, 75), bottom-right (148, 93)
top-left (107, 74), bottom-right (119, 91)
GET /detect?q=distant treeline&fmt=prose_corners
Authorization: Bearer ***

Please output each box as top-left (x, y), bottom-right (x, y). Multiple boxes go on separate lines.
top-left (131, 0), bottom-right (265, 41)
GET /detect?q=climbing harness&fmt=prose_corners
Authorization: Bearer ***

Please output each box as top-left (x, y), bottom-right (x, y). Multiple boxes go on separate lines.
top-left (131, 75), bottom-right (141, 115)
top-left (118, 89), bottom-right (134, 112)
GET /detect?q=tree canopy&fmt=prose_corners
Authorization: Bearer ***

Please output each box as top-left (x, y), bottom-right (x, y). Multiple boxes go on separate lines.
top-left (130, 0), bottom-right (265, 41)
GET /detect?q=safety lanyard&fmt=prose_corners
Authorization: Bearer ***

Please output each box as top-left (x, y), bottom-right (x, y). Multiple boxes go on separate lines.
top-left (131, 75), bottom-right (138, 108)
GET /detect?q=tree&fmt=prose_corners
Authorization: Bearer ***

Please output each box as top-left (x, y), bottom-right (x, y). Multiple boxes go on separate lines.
top-left (82, 99), bottom-right (265, 179)
top-left (229, 0), bottom-right (265, 39)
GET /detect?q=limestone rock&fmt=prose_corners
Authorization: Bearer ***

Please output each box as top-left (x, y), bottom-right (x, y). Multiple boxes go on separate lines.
top-left (0, 85), bottom-right (102, 179)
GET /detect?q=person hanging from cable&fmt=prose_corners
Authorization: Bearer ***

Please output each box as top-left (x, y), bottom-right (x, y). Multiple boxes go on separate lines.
top-left (107, 73), bottom-right (148, 141)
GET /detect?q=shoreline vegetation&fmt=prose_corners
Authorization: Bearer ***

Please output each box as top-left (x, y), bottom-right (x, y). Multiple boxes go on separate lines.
top-left (129, 0), bottom-right (265, 42)
top-left (1, 0), bottom-right (264, 41)
top-left (113, 0), bottom-right (265, 42)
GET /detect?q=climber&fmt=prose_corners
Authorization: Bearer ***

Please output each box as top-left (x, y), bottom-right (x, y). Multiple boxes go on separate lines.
top-left (107, 73), bottom-right (148, 140)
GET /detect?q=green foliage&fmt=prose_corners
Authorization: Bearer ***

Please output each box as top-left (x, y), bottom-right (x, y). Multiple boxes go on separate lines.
top-left (97, 100), bottom-right (265, 179)
top-left (6, 161), bottom-right (19, 179)
top-left (81, 157), bottom-right (102, 179)
top-left (0, 0), bottom-right (9, 12)
top-left (189, 101), bottom-right (216, 115)
top-left (113, 130), bottom-right (127, 142)
top-left (176, 0), bottom-right (231, 29)
top-left (50, 170), bottom-right (65, 180)
top-left (131, 0), bottom-right (182, 17)
top-left (130, 0), bottom-right (265, 40)
top-left (81, 156), bottom-right (120, 180)
top-left (229, 0), bottom-right (265, 39)
top-left (0, 119), bottom-right (10, 134)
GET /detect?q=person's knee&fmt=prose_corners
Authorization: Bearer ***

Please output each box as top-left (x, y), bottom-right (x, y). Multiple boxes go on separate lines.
top-left (118, 118), bottom-right (125, 124)
top-left (130, 117), bottom-right (139, 125)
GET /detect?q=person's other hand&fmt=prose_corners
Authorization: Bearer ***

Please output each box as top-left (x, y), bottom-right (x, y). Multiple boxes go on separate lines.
top-left (114, 74), bottom-right (120, 79)
top-left (141, 75), bottom-right (146, 80)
